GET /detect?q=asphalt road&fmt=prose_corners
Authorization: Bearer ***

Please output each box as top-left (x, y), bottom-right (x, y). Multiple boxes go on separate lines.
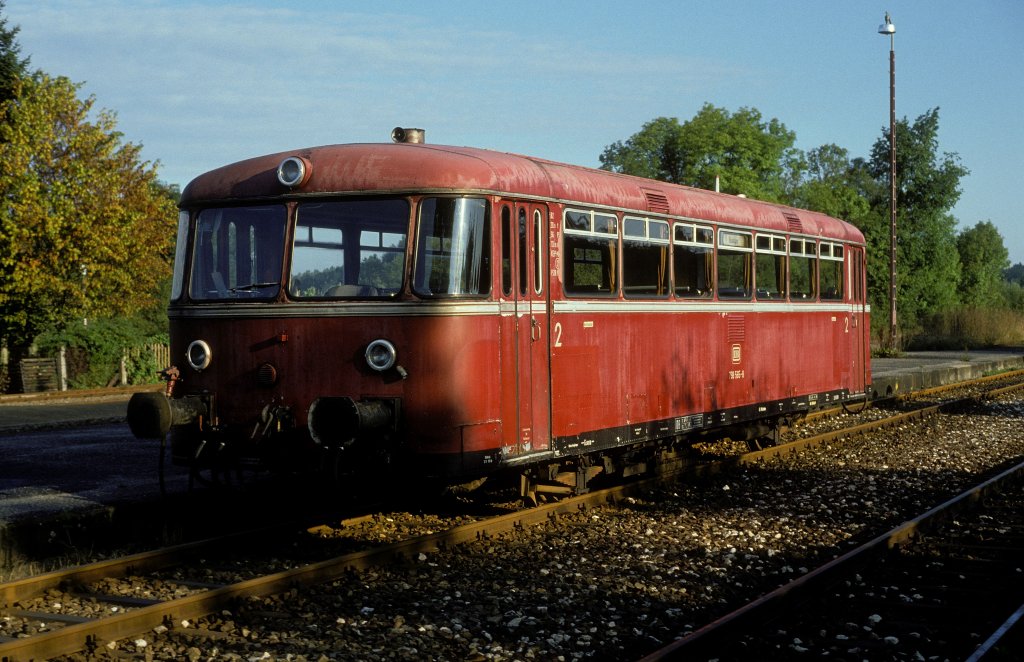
top-left (0, 421), bottom-right (189, 522)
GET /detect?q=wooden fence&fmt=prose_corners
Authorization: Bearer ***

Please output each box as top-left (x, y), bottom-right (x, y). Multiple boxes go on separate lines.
top-left (3, 344), bottom-right (171, 393)
top-left (10, 357), bottom-right (60, 393)
top-left (126, 343), bottom-right (171, 371)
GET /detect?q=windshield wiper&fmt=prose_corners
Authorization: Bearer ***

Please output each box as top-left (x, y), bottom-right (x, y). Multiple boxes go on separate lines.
top-left (229, 282), bottom-right (279, 293)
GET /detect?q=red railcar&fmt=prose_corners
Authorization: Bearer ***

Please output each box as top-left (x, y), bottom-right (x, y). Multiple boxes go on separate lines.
top-left (129, 129), bottom-right (871, 497)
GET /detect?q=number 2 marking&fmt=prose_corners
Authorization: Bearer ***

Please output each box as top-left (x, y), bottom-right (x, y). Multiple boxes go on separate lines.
top-left (554, 322), bottom-right (563, 347)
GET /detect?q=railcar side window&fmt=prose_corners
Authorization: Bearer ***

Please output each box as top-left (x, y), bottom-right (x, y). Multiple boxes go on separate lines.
top-left (563, 209), bottom-right (619, 297)
top-left (534, 209), bottom-right (544, 295)
top-left (789, 238), bottom-right (818, 301)
top-left (852, 247), bottom-right (865, 303)
top-left (170, 210), bottom-right (190, 301)
top-left (673, 223), bottom-right (713, 298)
top-left (717, 230), bottom-right (752, 299)
top-left (755, 234), bottom-right (787, 300)
top-left (289, 199), bottom-right (408, 298)
top-left (190, 205), bottom-right (286, 300)
top-left (413, 197), bottom-right (490, 297)
top-left (518, 208), bottom-right (528, 296)
top-left (820, 242), bottom-right (844, 300)
top-left (500, 206), bottom-right (512, 297)
top-left (622, 217), bottom-right (670, 298)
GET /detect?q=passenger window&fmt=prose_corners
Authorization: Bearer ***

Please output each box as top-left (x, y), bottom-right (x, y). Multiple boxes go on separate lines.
top-left (622, 217), bottom-right (670, 298)
top-left (563, 209), bottom-right (618, 297)
top-left (820, 242), bottom-right (844, 301)
top-left (673, 223), bottom-right (713, 298)
top-left (789, 239), bottom-right (817, 301)
top-left (755, 234), bottom-right (786, 300)
top-left (717, 230), bottom-right (752, 299)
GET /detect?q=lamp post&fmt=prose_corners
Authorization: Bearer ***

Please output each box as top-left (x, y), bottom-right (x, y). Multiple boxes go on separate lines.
top-left (878, 12), bottom-right (897, 352)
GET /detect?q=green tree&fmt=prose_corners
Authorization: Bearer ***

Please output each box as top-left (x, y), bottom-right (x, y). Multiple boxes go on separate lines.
top-left (956, 221), bottom-right (1009, 307)
top-left (1005, 263), bottom-right (1024, 287)
top-left (791, 144), bottom-right (873, 224)
top-left (599, 116), bottom-right (686, 183)
top-left (0, 73), bottom-right (178, 349)
top-left (865, 108), bottom-right (967, 341)
top-left (0, 1), bottom-right (29, 104)
top-left (600, 104), bottom-right (800, 203)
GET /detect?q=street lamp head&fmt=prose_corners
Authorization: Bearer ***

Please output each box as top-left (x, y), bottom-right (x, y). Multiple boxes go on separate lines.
top-left (878, 12), bottom-right (895, 35)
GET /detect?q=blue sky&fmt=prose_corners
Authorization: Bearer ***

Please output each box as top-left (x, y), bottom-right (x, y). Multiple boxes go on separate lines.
top-left (7, 0), bottom-right (1024, 264)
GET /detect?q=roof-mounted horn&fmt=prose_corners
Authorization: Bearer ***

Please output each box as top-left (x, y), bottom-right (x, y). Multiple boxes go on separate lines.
top-left (391, 127), bottom-right (425, 144)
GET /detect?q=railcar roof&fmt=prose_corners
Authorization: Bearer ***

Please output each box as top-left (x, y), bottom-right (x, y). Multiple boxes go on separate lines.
top-left (180, 142), bottom-right (864, 244)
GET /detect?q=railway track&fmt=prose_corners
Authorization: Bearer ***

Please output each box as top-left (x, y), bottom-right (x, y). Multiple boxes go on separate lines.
top-left (1, 372), bottom-right (1022, 660)
top-left (786, 368), bottom-right (1024, 441)
top-left (0, 476), bottom-right (679, 660)
top-left (637, 373), bottom-right (1024, 660)
top-left (641, 458), bottom-right (1024, 661)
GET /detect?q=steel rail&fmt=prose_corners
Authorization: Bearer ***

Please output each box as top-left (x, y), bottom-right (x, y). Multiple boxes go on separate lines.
top-left (901, 367), bottom-right (1024, 401)
top-left (966, 601), bottom-right (1024, 662)
top-left (2, 537), bottom-right (221, 609)
top-left (0, 521), bottom-right (318, 610)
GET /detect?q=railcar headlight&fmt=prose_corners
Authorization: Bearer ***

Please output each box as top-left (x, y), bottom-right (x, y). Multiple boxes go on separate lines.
top-left (186, 339), bottom-right (212, 372)
top-left (365, 339), bottom-right (397, 372)
top-left (277, 156), bottom-right (312, 188)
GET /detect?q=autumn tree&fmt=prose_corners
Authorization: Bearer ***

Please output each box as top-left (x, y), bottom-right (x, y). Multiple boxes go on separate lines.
top-left (0, 73), bottom-right (178, 350)
top-left (599, 104), bottom-right (801, 203)
top-left (0, 0), bottom-right (28, 104)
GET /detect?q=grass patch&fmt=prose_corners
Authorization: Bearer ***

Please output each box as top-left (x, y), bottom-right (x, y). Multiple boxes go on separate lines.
top-left (908, 306), bottom-right (1024, 350)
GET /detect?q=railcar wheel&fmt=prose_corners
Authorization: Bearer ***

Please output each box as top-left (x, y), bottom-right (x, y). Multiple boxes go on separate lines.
top-left (520, 474), bottom-right (539, 507)
top-left (745, 424), bottom-right (781, 451)
top-left (519, 461), bottom-right (602, 505)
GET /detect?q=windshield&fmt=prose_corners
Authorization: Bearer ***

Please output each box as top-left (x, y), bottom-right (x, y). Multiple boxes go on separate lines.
top-left (413, 197), bottom-right (490, 297)
top-left (189, 206), bottom-right (286, 300)
top-left (288, 199), bottom-right (409, 298)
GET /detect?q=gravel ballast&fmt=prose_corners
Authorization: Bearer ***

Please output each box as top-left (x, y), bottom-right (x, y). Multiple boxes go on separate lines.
top-left (57, 396), bottom-right (1024, 661)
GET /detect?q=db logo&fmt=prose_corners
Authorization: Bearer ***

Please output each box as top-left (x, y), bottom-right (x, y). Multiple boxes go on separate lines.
top-left (731, 344), bottom-right (742, 364)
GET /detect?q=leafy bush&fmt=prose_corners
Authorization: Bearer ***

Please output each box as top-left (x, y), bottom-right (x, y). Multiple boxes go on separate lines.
top-left (36, 317), bottom-right (168, 388)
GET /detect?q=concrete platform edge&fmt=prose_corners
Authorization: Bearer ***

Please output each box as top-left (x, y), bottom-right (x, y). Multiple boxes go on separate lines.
top-left (870, 354), bottom-right (1024, 397)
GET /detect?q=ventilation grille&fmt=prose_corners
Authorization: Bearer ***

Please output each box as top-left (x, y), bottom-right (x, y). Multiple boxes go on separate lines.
top-left (643, 190), bottom-right (670, 214)
top-left (727, 316), bottom-right (746, 342)
top-left (783, 211), bottom-right (803, 234)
